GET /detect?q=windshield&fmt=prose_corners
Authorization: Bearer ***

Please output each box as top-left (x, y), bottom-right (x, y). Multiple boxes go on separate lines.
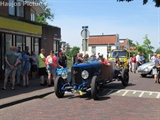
top-left (111, 51), bottom-right (127, 58)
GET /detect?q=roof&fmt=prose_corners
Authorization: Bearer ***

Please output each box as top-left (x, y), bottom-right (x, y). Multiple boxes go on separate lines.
top-left (119, 39), bottom-right (128, 47)
top-left (88, 35), bottom-right (118, 45)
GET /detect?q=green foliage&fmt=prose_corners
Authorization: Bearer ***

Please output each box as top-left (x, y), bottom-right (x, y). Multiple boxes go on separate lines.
top-left (136, 35), bottom-right (154, 62)
top-left (155, 47), bottom-right (160, 54)
top-left (36, 0), bottom-right (54, 24)
top-left (117, 0), bottom-right (160, 7)
top-left (128, 39), bottom-right (136, 46)
top-left (70, 46), bottom-right (80, 58)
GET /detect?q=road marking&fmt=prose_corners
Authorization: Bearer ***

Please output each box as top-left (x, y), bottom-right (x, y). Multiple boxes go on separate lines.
top-left (139, 92), bottom-right (144, 97)
top-left (107, 90), bottom-right (115, 95)
top-left (157, 93), bottom-right (160, 99)
top-left (122, 90), bottom-right (128, 96)
top-left (133, 91), bottom-right (136, 94)
top-left (103, 89), bottom-right (160, 99)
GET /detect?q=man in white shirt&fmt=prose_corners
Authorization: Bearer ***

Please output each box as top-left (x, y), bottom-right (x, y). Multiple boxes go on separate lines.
top-left (136, 52), bottom-right (142, 68)
top-left (150, 53), bottom-right (157, 62)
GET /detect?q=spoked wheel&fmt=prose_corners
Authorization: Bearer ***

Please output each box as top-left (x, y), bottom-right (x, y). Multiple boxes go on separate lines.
top-left (121, 69), bottom-right (129, 87)
top-left (54, 76), bottom-right (65, 98)
top-left (91, 76), bottom-right (99, 100)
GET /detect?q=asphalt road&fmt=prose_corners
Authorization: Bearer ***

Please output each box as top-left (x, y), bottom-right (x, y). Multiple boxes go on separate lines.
top-left (0, 72), bottom-right (160, 120)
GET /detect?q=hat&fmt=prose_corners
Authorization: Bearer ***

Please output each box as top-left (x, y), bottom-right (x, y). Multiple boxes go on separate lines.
top-left (99, 54), bottom-right (103, 57)
top-left (59, 52), bottom-right (63, 55)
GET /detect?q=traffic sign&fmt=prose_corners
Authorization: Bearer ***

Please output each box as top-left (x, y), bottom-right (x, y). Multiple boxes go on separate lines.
top-left (81, 29), bottom-right (90, 39)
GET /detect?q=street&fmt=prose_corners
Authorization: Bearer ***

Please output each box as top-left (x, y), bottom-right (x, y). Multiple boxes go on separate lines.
top-left (0, 73), bottom-right (160, 120)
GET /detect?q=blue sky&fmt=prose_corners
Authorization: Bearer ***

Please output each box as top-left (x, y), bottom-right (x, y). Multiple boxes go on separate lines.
top-left (46, 0), bottom-right (160, 51)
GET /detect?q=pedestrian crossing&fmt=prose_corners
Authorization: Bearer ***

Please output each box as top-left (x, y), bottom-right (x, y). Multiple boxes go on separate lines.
top-left (102, 89), bottom-right (160, 99)
top-left (65, 89), bottom-right (160, 99)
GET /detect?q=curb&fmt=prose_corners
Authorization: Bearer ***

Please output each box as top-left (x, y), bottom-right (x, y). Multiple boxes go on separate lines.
top-left (0, 91), bottom-right (54, 109)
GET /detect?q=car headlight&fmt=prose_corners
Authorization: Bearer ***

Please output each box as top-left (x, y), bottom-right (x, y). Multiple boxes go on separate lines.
top-left (61, 71), bottom-right (68, 79)
top-left (81, 70), bottom-right (89, 79)
top-left (144, 68), bottom-right (149, 71)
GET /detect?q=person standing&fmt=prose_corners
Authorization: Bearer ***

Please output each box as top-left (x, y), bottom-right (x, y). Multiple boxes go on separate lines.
top-left (46, 50), bottom-right (57, 86)
top-left (131, 54), bottom-right (137, 73)
top-left (136, 52), bottom-right (142, 69)
top-left (31, 51), bottom-right (38, 79)
top-left (16, 47), bottom-right (22, 86)
top-left (2, 46), bottom-right (18, 90)
top-left (141, 53), bottom-right (146, 64)
top-left (150, 53), bottom-right (157, 62)
top-left (38, 48), bottom-right (46, 86)
top-left (22, 51), bottom-right (30, 87)
top-left (153, 54), bottom-right (160, 83)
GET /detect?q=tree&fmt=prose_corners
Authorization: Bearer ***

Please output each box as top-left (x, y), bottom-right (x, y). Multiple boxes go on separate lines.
top-left (155, 47), bottom-right (160, 54)
top-left (70, 46), bottom-right (80, 59)
top-left (136, 35), bottom-right (154, 62)
top-left (128, 39), bottom-right (136, 46)
top-left (65, 43), bottom-right (71, 58)
top-left (36, 0), bottom-right (54, 24)
top-left (117, 0), bottom-right (160, 7)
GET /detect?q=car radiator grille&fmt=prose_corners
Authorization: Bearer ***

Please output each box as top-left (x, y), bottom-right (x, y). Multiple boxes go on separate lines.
top-left (72, 67), bottom-right (82, 84)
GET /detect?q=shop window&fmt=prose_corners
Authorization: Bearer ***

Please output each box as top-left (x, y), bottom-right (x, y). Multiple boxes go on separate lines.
top-left (31, 9), bottom-right (36, 21)
top-left (16, 35), bottom-right (23, 51)
top-left (1, 33), bottom-right (5, 70)
top-left (8, 0), bottom-right (15, 15)
top-left (34, 38), bottom-right (39, 56)
top-left (6, 34), bottom-right (12, 52)
top-left (26, 37), bottom-right (31, 54)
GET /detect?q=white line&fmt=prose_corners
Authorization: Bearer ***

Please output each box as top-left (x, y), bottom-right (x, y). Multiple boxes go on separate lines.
top-left (156, 93), bottom-right (160, 99)
top-left (122, 91), bottom-right (128, 96)
top-left (149, 92), bottom-right (153, 95)
top-left (133, 91), bottom-right (136, 94)
top-left (107, 90), bottom-right (114, 95)
top-left (139, 92), bottom-right (144, 97)
top-left (116, 90), bottom-right (121, 93)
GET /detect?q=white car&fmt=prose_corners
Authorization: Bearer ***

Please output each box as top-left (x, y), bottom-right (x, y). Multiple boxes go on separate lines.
top-left (138, 62), bottom-right (155, 77)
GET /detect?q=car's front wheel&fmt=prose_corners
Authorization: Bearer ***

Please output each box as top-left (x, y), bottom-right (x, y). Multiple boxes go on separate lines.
top-left (141, 74), bottom-right (147, 77)
top-left (54, 76), bottom-right (65, 98)
top-left (91, 76), bottom-right (99, 100)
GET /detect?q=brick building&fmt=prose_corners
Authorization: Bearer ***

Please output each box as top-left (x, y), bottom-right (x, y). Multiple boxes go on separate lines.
top-left (0, 0), bottom-right (61, 80)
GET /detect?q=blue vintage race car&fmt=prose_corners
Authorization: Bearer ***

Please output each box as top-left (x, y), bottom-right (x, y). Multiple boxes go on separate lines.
top-left (54, 61), bottom-right (129, 100)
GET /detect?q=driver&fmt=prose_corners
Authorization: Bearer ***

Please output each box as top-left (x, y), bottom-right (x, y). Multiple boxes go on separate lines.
top-left (98, 54), bottom-right (110, 66)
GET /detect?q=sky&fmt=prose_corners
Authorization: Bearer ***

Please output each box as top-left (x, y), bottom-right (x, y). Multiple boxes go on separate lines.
top-left (46, 0), bottom-right (160, 51)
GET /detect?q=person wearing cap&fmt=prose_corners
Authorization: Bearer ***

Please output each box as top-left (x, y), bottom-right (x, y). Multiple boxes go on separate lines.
top-left (98, 54), bottom-right (110, 66)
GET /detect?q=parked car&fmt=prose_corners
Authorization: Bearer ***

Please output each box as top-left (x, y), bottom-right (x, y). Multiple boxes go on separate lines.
top-left (54, 61), bottom-right (129, 100)
top-left (138, 62), bottom-right (155, 77)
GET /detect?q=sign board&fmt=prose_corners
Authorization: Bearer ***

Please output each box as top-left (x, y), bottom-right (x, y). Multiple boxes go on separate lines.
top-left (81, 29), bottom-right (90, 39)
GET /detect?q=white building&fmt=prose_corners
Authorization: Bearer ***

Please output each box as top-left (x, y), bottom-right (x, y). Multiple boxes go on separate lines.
top-left (80, 34), bottom-right (120, 59)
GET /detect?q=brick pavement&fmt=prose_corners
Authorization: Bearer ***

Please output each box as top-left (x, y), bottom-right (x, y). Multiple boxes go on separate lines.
top-left (0, 78), bottom-right (54, 108)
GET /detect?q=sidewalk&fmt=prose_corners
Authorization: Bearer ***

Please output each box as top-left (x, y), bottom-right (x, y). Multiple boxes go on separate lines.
top-left (0, 78), bottom-right (54, 109)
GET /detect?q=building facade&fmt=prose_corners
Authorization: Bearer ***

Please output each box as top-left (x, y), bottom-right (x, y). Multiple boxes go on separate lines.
top-left (80, 34), bottom-right (120, 58)
top-left (0, 0), bottom-right (61, 80)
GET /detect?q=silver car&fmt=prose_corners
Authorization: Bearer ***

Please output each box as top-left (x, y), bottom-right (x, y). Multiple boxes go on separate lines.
top-left (138, 62), bottom-right (155, 77)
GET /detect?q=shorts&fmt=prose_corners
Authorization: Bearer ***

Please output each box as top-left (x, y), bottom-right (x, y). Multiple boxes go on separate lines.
top-left (31, 65), bottom-right (37, 72)
top-left (39, 67), bottom-right (47, 76)
top-left (22, 69), bottom-right (30, 75)
top-left (152, 68), bottom-right (158, 75)
top-left (5, 67), bottom-right (17, 77)
top-left (46, 65), bottom-right (56, 74)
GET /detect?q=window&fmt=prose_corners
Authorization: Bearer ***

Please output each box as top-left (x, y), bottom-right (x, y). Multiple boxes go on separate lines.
top-left (34, 38), bottom-right (39, 56)
top-left (31, 9), bottom-right (35, 21)
top-left (9, 0), bottom-right (15, 15)
top-left (5, 34), bottom-right (12, 52)
top-left (92, 46), bottom-right (96, 54)
top-left (9, 0), bottom-right (24, 17)
top-left (16, 35), bottom-right (23, 50)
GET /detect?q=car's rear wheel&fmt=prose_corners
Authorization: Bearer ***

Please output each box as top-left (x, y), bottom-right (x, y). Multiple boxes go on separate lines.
top-left (121, 69), bottom-right (129, 87)
top-left (54, 76), bottom-right (65, 98)
top-left (91, 76), bottom-right (99, 100)
top-left (141, 74), bottom-right (147, 77)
